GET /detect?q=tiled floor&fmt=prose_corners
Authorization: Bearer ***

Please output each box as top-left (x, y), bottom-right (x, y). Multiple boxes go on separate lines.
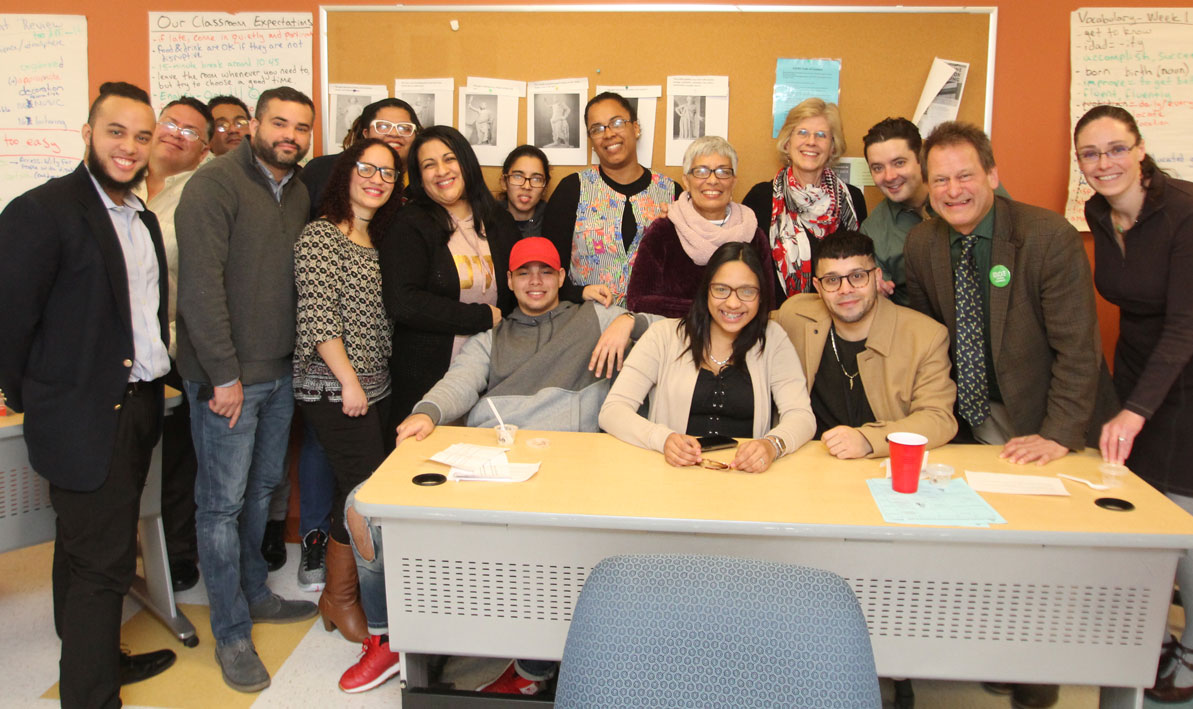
top-left (0, 539), bottom-right (1170, 707)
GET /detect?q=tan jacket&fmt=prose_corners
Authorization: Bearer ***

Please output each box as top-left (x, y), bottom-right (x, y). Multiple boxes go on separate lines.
top-left (772, 294), bottom-right (957, 457)
top-left (598, 319), bottom-right (816, 455)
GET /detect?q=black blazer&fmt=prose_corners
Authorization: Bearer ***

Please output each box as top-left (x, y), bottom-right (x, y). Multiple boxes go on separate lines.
top-left (0, 164), bottom-right (168, 491)
top-left (378, 200), bottom-right (518, 426)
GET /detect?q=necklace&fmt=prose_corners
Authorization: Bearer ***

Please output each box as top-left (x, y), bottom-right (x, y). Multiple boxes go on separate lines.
top-left (708, 351), bottom-right (731, 367)
top-left (828, 326), bottom-right (860, 390)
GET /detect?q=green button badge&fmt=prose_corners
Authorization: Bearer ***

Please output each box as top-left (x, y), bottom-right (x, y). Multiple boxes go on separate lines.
top-left (989, 264), bottom-right (1011, 287)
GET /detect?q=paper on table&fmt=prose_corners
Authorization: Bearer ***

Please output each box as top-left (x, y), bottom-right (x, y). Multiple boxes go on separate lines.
top-left (430, 443), bottom-right (508, 470)
top-left (965, 471), bottom-right (1070, 496)
top-left (867, 478), bottom-right (1006, 527)
top-left (448, 460), bottom-right (540, 483)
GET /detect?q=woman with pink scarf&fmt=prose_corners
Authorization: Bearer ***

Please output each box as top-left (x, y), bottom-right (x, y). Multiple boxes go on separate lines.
top-left (743, 99), bottom-right (867, 302)
top-left (627, 136), bottom-right (774, 317)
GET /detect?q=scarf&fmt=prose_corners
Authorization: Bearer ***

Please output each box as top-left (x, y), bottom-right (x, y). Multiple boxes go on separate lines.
top-left (768, 166), bottom-right (859, 296)
top-left (668, 193), bottom-right (759, 266)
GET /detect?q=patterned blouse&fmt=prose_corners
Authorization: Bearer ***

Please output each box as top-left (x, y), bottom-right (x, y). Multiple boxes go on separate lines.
top-left (293, 219), bottom-right (392, 404)
top-left (569, 167), bottom-right (676, 305)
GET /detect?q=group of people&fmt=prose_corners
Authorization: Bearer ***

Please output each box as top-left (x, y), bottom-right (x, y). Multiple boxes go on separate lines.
top-left (0, 75), bottom-right (1189, 709)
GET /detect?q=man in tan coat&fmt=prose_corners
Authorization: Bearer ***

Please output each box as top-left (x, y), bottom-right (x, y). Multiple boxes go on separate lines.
top-left (773, 230), bottom-right (957, 459)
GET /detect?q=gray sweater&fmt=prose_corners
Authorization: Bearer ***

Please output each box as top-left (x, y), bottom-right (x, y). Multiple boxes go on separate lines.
top-left (412, 301), bottom-right (652, 431)
top-left (175, 140), bottom-right (310, 385)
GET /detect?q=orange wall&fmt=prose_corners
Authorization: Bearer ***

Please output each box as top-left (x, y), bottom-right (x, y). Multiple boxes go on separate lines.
top-left (11, 0), bottom-right (1133, 358)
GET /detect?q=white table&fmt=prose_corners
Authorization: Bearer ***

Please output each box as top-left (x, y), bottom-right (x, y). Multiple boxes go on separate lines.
top-left (356, 427), bottom-right (1193, 708)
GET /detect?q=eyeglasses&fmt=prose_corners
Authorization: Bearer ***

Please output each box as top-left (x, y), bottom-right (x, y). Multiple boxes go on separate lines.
top-left (214, 117), bottom-right (250, 133)
top-left (688, 166), bottom-right (735, 180)
top-left (355, 161), bottom-right (398, 183)
top-left (1076, 143), bottom-right (1137, 165)
top-left (370, 120), bottom-right (417, 137)
top-left (709, 283), bottom-right (760, 302)
top-left (815, 267), bottom-right (877, 292)
top-left (794, 128), bottom-right (829, 140)
top-left (505, 173), bottom-right (547, 188)
top-left (689, 458), bottom-right (730, 470)
top-left (587, 116), bottom-right (631, 137)
top-left (159, 120), bottom-right (205, 143)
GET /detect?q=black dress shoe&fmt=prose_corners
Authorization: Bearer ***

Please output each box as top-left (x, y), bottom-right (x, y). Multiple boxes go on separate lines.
top-left (119, 649), bottom-right (176, 685)
top-left (170, 559), bottom-right (200, 593)
top-left (262, 520), bottom-right (287, 572)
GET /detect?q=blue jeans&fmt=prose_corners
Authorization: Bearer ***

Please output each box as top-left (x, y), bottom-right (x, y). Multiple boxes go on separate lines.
top-left (346, 483), bottom-right (387, 634)
top-left (298, 416), bottom-right (334, 536)
top-left (186, 376), bottom-right (294, 645)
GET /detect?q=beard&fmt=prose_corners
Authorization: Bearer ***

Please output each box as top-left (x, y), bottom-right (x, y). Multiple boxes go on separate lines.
top-left (252, 131), bottom-right (307, 172)
top-left (87, 137), bottom-right (148, 195)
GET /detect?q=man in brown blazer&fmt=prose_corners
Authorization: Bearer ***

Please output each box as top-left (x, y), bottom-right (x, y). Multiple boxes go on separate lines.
top-left (773, 230), bottom-right (956, 459)
top-left (904, 122), bottom-right (1111, 474)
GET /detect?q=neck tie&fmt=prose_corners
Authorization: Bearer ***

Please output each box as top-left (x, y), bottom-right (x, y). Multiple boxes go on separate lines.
top-left (954, 234), bottom-right (991, 427)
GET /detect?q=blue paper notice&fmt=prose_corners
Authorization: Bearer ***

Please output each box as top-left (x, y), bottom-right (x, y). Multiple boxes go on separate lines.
top-left (772, 58), bottom-right (841, 138)
top-left (866, 478), bottom-right (1006, 527)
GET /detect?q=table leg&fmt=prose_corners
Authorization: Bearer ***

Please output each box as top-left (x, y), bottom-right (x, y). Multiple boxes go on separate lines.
top-left (130, 513), bottom-right (198, 647)
top-left (1099, 686), bottom-right (1143, 709)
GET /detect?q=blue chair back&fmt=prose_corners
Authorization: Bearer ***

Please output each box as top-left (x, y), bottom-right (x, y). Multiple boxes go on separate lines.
top-left (555, 554), bottom-right (880, 708)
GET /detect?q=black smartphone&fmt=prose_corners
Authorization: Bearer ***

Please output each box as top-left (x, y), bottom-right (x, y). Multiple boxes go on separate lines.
top-left (696, 435), bottom-right (737, 451)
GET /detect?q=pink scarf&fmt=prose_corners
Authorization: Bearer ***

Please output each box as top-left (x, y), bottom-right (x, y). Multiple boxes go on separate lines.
top-left (668, 192), bottom-right (759, 266)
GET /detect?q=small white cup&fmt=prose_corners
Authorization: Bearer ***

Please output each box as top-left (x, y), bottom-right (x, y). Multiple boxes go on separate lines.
top-left (1098, 463), bottom-right (1129, 488)
top-left (925, 463), bottom-right (954, 487)
top-left (494, 424), bottom-right (518, 446)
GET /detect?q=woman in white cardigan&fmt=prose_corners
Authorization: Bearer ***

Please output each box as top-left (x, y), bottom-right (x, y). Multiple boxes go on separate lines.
top-left (599, 242), bottom-right (815, 472)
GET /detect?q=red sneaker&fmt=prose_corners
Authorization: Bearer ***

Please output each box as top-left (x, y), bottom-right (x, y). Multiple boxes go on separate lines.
top-left (338, 635), bottom-right (400, 694)
top-left (478, 662), bottom-right (542, 695)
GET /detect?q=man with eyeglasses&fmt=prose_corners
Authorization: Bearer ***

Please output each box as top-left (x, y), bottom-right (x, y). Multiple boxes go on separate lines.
top-left (772, 230), bottom-right (956, 459)
top-left (131, 96), bottom-right (212, 595)
top-left (207, 95), bottom-right (252, 157)
top-left (175, 86), bottom-right (317, 693)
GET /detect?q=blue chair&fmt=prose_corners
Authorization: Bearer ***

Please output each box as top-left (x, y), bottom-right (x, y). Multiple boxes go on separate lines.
top-left (555, 554), bottom-right (880, 708)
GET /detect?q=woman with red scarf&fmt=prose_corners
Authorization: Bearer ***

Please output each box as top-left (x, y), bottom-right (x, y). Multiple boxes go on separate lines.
top-left (744, 98), bottom-right (867, 303)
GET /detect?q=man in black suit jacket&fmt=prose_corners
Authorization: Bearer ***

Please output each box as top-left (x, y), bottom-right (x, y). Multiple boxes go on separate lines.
top-left (0, 82), bottom-right (176, 708)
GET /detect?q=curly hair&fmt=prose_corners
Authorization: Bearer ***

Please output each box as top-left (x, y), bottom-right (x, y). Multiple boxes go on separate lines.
top-left (316, 138), bottom-right (404, 246)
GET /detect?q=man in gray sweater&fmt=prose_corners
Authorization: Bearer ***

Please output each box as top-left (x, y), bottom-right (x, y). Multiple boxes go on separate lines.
top-left (395, 237), bottom-right (652, 441)
top-left (175, 86), bottom-right (316, 693)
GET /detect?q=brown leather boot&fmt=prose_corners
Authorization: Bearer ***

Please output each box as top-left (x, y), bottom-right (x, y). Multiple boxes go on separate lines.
top-left (319, 538), bottom-right (368, 643)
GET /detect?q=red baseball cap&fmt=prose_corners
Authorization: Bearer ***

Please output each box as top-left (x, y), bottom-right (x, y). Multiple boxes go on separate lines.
top-left (509, 237), bottom-right (561, 271)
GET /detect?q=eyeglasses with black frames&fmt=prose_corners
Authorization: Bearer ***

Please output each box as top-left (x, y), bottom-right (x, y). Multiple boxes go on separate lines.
top-left (815, 267), bottom-right (878, 292)
top-left (355, 161), bottom-right (398, 183)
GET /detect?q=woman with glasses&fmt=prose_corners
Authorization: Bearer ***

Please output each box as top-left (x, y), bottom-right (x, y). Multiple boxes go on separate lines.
top-left (292, 138), bottom-right (404, 647)
top-left (499, 145), bottom-right (550, 237)
top-left (744, 98), bottom-right (868, 303)
top-left (379, 125), bottom-right (517, 432)
top-left (1073, 105), bottom-right (1193, 702)
top-left (599, 242), bottom-right (814, 473)
top-left (301, 98), bottom-right (423, 220)
top-left (627, 136), bottom-right (773, 318)
top-left (542, 92), bottom-right (682, 307)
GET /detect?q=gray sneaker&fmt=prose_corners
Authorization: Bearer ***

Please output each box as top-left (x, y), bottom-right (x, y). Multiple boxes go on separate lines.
top-left (297, 529), bottom-right (327, 592)
top-left (249, 592), bottom-right (319, 624)
top-left (216, 638), bottom-right (270, 693)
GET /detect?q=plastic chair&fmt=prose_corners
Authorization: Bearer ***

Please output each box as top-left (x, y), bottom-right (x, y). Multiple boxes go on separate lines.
top-left (555, 554), bottom-right (880, 708)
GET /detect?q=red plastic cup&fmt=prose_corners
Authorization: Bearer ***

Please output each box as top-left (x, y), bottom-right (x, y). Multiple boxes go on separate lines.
top-left (888, 432), bottom-right (929, 493)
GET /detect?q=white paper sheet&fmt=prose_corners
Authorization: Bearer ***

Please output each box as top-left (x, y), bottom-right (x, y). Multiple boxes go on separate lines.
top-left (459, 78), bottom-right (523, 166)
top-left (148, 12), bottom-right (314, 115)
top-left (325, 84), bottom-right (389, 155)
top-left (429, 443), bottom-right (540, 483)
top-left (593, 85), bottom-right (661, 168)
top-left (527, 78), bottom-right (588, 166)
top-left (965, 471), bottom-right (1071, 496)
top-left (665, 76), bottom-right (729, 166)
top-left (395, 78), bottom-right (454, 130)
top-left (0, 14), bottom-right (88, 213)
top-left (913, 58), bottom-right (969, 139)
